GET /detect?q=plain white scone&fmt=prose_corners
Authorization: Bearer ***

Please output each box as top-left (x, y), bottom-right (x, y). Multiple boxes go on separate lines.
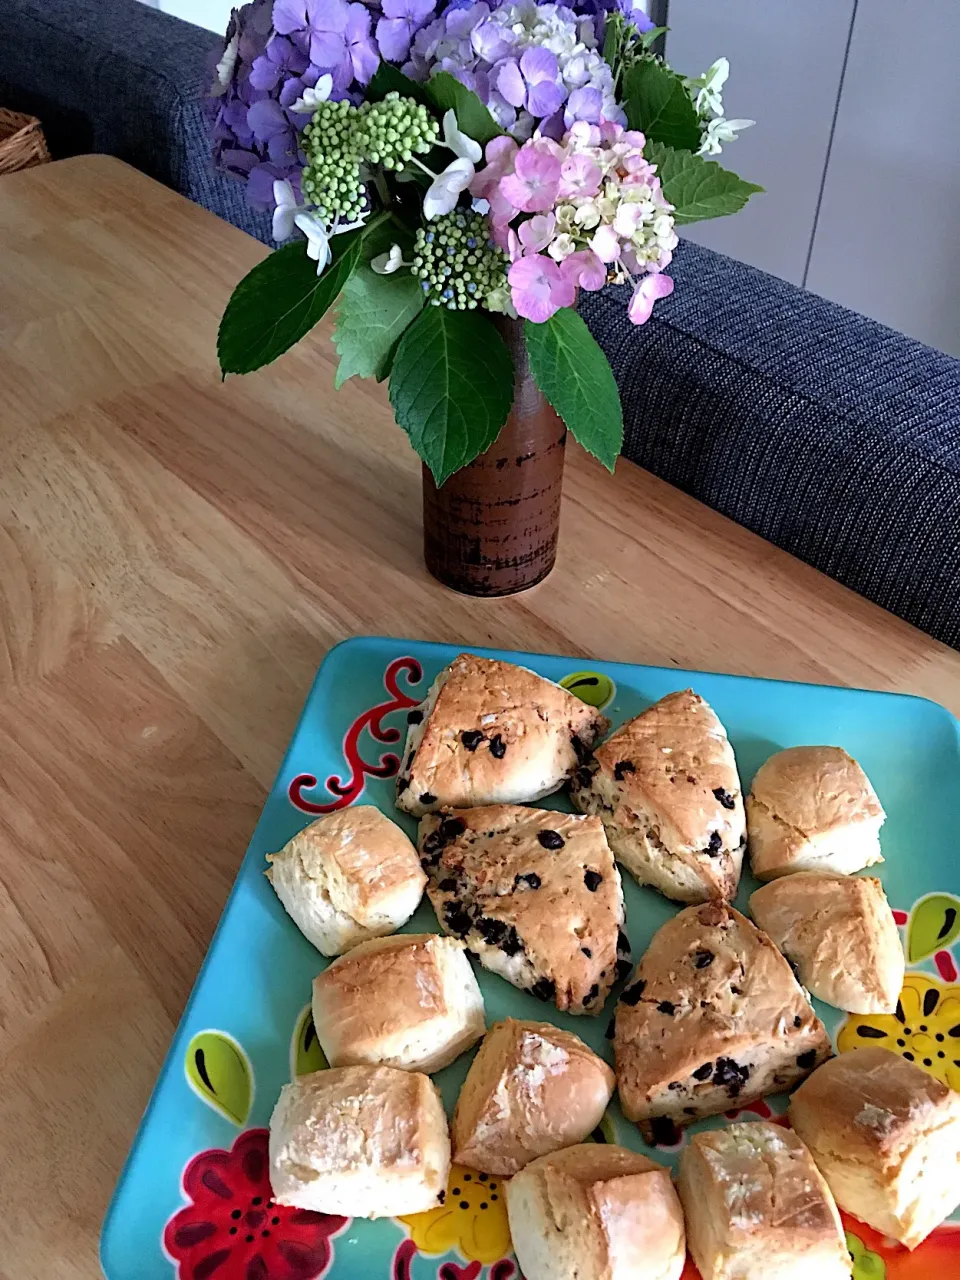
top-left (506, 1144), bottom-right (686, 1280)
top-left (269, 1064), bottom-right (450, 1218)
top-left (312, 933), bottom-right (485, 1073)
top-left (265, 806), bottom-right (426, 956)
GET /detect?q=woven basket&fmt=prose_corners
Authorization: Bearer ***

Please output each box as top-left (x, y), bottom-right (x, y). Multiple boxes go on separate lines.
top-left (0, 108), bottom-right (51, 176)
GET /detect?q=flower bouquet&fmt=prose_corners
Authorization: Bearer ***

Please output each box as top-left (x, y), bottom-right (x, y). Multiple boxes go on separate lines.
top-left (213, 0), bottom-right (760, 592)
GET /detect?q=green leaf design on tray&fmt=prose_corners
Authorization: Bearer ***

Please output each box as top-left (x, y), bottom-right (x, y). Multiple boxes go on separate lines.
top-left (421, 70), bottom-right (505, 146)
top-left (588, 1111), bottom-right (618, 1144)
top-left (389, 307), bottom-right (514, 487)
top-left (334, 263), bottom-right (424, 387)
top-left (845, 1230), bottom-right (886, 1279)
top-left (907, 893), bottom-right (960, 962)
top-left (218, 214), bottom-right (393, 375)
top-left (524, 310), bottom-right (623, 471)
top-left (185, 1031), bottom-right (253, 1126)
top-left (291, 1004), bottom-right (329, 1078)
top-left (646, 141), bottom-right (764, 225)
top-left (560, 670), bottom-right (616, 711)
top-left (622, 60), bottom-right (702, 152)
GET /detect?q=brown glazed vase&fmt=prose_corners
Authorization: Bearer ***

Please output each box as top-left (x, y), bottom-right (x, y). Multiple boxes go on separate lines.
top-left (422, 317), bottom-right (566, 596)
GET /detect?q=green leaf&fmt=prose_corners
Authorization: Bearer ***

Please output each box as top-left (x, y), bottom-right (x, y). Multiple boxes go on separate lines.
top-left (185, 1031), bottom-right (253, 1126)
top-left (333, 265), bottom-right (424, 387)
top-left (367, 62), bottom-right (433, 108)
top-left (290, 1004), bottom-right (329, 1078)
top-left (646, 141), bottom-right (764, 224)
top-left (389, 308), bottom-right (514, 486)
top-left (218, 214), bottom-right (392, 376)
top-left (559, 670), bottom-right (616, 711)
top-left (622, 59), bottom-right (702, 151)
top-left (907, 893), bottom-right (960, 962)
top-left (640, 25), bottom-right (668, 48)
top-left (524, 311), bottom-right (623, 472)
top-left (421, 71), bottom-right (504, 146)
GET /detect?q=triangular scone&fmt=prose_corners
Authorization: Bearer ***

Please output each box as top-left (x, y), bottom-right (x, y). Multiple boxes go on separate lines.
top-left (570, 690), bottom-right (745, 903)
top-left (420, 805), bottom-right (624, 1015)
top-left (614, 902), bottom-right (831, 1141)
top-left (396, 654), bottom-right (609, 817)
top-left (749, 873), bottom-right (904, 1014)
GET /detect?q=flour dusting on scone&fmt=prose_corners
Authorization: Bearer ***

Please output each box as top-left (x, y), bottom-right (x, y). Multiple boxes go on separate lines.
top-left (419, 804), bottom-right (624, 1015)
top-left (570, 690), bottom-right (745, 904)
top-left (396, 654), bottom-right (609, 817)
top-left (614, 902), bottom-right (831, 1141)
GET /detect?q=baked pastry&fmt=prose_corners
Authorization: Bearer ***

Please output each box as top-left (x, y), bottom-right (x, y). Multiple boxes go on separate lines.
top-left (570, 690), bottom-right (745, 904)
top-left (452, 1018), bottom-right (616, 1174)
top-left (677, 1122), bottom-right (850, 1280)
top-left (614, 902), bottom-right (831, 1141)
top-left (269, 1064), bottom-right (450, 1218)
top-left (749, 873), bottom-right (904, 1013)
top-left (746, 745), bottom-right (885, 880)
top-left (789, 1047), bottom-right (960, 1249)
top-left (420, 804), bottom-right (625, 1014)
top-left (396, 653), bottom-right (609, 817)
top-left (312, 933), bottom-right (485, 1073)
top-left (506, 1144), bottom-right (686, 1280)
top-left (265, 806), bottom-right (426, 955)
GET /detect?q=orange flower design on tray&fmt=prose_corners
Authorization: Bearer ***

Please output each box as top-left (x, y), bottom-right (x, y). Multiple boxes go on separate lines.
top-left (838, 971), bottom-right (960, 1091)
top-left (397, 1164), bottom-right (511, 1265)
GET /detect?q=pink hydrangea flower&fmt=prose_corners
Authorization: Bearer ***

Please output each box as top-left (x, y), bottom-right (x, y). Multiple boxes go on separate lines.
top-left (518, 212), bottom-right (556, 253)
top-left (560, 249), bottom-right (606, 291)
top-left (499, 141), bottom-right (562, 213)
top-left (469, 135), bottom-right (518, 201)
top-left (508, 253), bottom-right (576, 322)
top-left (629, 272), bottom-right (674, 324)
top-left (558, 153), bottom-right (602, 200)
top-left (590, 223), bottom-right (621, 263)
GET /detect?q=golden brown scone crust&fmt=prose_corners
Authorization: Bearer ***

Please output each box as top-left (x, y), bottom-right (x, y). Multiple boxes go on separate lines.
top-left (571, 690), bottom-right (745, 903)
top-left (396, 654), bottom-right (609, 816)
top-left (749, 873), bottom-right (904, 1013)
top-left (452, 1017), bottom-right (615, 1174)
top-left (614, 902), bottom-right (830, 1138)
top-left (420, 804), bottom-right (624, 1014)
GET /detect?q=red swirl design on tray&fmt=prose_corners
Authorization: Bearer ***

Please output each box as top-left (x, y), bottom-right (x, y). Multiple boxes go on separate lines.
top-left (288, 657), bottom-right (423, 815)
top-left (163, 1128), bottom-right (347, 1280)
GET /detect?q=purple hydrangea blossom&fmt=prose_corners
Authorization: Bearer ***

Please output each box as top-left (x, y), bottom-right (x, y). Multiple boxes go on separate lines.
top-left (377, 0), bottom-right (437, 62)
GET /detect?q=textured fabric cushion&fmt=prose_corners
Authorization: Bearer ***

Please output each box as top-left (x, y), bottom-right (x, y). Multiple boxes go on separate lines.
top-left (581, 244), bottom-right (960, 649)
top-left (0, 0), bottom-right (271, 243)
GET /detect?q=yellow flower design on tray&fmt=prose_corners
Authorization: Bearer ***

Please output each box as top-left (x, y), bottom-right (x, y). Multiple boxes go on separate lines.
top-left (398, 1164), bottom-right (511, 1264)
top-left (838, 972), bottom-right (960, 1091)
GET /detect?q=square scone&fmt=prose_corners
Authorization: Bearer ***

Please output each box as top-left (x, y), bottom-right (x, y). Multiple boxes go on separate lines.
top-left (570, 690), bottom-right (745, 904)
top-left (677, 1122), bottom-right (850, 1280)
top-left (789, 1047), bottom-right (960, 1249)
top-left (506, 1144), bottom-right (686, 1280)
top-left (452, 1017), bottom-right (616, 1174)
top-left (269, 1065), bottom-right (450, 1218)
top-left (312, 933), bottom-right (485, 1073)
top-left (746, 746), bottom-right (885, 880)
top-left (396, 653), bottom-right (609, 817)
top-left (614, 902), bottom-right (831, 1141)
top-left (420, 805), bottom-right (625, 1014)
top-left (749, 872), bottom-right (904, 1013)
top-left (265, 806), bottom-right (426, 955)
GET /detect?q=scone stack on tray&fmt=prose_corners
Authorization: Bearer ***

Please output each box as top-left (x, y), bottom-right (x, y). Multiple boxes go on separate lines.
top-left (254, 648), bottom-right (960, 1273)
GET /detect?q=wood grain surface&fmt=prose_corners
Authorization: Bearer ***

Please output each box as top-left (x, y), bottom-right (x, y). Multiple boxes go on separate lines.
top-left (1, 155), bottom-right (958, 1279)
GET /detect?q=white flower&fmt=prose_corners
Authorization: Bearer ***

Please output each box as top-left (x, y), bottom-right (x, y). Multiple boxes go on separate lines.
top-left (485, 283), bottom-right (518, 318)
top-left (371, 244), bottom-right (405, 274)
top-left (211, 32), bottom-right (239, 97)
top-left (289, 74), bottom-right (333, 114)
top-left (272, 180), bottom-right (301, 242)
top-left (423, 157), bottom-right (475, 220)
top-left (698, 116), bottom-right (754, 156)
top-left (441, 109), bottom-right (482, 163)
top-left (692, 57), bottom-right (730, 117)
top-left (547, 233), bottom-right (577, 262)
top-left (294, 212), bottom-right (332, 274)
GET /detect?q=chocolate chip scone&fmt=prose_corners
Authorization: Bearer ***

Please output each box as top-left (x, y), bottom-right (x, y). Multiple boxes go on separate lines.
top-left (419, 804), bottom-right (624, 1015)
top-left (570, 690), bottom-right (745, 904)
top-left (396, 654), bottom-right (609, 817)
top-left (614, 902), bottom-right (831, 1142)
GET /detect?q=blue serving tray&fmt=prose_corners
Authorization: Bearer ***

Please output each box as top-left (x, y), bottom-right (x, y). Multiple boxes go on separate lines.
top-left (101, 637), bottom-right (960, 1280)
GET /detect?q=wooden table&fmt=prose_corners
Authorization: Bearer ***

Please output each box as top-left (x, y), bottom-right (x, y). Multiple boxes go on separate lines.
top-left (1, 154), bottom-right (958, 1279)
